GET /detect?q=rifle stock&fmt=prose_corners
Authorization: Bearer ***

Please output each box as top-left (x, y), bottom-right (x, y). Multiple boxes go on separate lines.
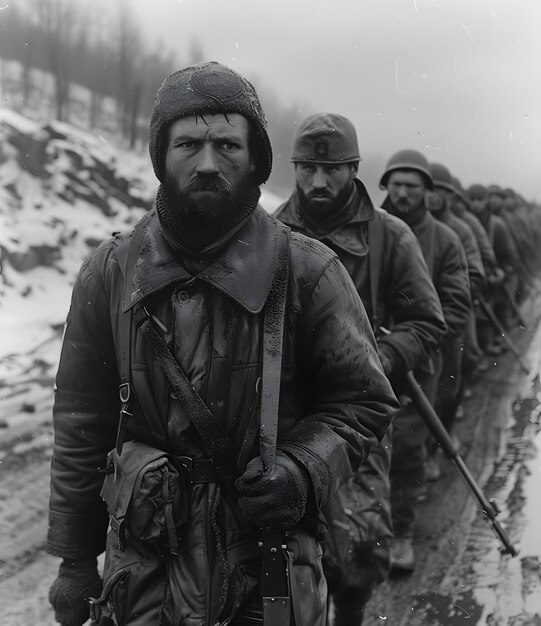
top-left (405, 371), bottom-right (518, 557)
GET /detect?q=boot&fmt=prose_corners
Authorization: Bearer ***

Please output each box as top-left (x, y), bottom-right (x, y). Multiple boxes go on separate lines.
top-left (332, 588), bottom-right (372, 626)
top-left (425, 450), bottom-right (442, 482)
top-left (390, 535), bottom-right (416, 573)
top-left (333, 609), bottom-right (365, 626)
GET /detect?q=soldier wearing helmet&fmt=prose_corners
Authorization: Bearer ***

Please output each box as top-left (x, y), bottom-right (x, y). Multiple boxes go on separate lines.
top-left (380, 149), bottom-right (471, 571)
top-left (424, 162), bottom-right (485, 479)
top-left (467, 183), bottom-right (521, 353)
top-left (276, 115), bottom-right (446, 622)
top-left (448, 177), bottom-right (503, 377)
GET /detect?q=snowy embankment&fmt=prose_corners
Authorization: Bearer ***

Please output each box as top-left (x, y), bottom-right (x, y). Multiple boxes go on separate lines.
top-left (0, 109), bottom-right (154, 437)
top-left (0, 107), bottom-right (284, 436)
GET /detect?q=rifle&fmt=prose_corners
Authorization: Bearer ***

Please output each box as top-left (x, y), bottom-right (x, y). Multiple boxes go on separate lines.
top-left (405, 370), bottom-right (518, 557)
top-left (477, 296), bottom-right (530, 375)
top-left (502, 284), bottom-right (528, 329)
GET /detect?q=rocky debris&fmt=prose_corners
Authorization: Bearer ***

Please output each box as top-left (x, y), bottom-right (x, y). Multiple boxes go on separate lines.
top-left (0, 107), bottom-right (153, 277)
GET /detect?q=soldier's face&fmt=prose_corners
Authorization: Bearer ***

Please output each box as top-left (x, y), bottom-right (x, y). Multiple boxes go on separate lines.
top-left (295, 162), bottom-right (356, 219)
top-left (469, 197), bottom-right (488, 215)
top-left (387, 171), bottom-right (426, 215)
top-left (504, 197), bottom-right (515, 211)
top-left (450, 195), bottom-right (467, 214)
top-left (488, 193), bottom-right (503, 213)
top-left (426, 187), bottom-right (447, 213)
top-left (164, 113), bottom-right (255, 213)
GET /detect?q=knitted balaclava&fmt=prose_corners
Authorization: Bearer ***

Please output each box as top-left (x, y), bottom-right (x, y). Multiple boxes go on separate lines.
top-left (149, 61), bottom-right (272, 186)
top-left (149, 62), bottom-right (272, 257)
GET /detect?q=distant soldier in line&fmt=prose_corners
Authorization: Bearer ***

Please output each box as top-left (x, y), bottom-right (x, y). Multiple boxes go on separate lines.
top-left (450, 177), bottom-right (502, 291)
top-left (380, 150), bottom-right (471, 570)
top-left (276, 115), bottom-right (446, 624)
top-left (423, 162), bottom-right (484, 479)
top-left (448, 176), bottom-right (503, 377)
top-left (467, 183), bottom-right (521, 354)
top-left (499, 187), bottom-right (539, 299)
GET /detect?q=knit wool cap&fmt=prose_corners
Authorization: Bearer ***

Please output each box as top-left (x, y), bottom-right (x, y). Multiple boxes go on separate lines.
top-left (149, 61), bottom-right (272, 185)
top-left (291, 113), bottom-right (360, 164)
top-left (466, 184), bottom-right (488, 200)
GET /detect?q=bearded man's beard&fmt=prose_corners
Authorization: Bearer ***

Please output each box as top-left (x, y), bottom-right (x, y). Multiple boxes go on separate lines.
top-left (163, 172), bottom-right (256, 231)
top-left (158, 171), bottom-right (260, 255)
top-left (296, 181), bottom-right (353, 221)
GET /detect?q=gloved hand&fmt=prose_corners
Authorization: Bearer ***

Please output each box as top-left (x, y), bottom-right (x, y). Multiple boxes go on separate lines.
top-left (487, 267), bottom-right (505, 286)
top-left (377, 344), bottom-right (397, 377)
top-left (236, 451), bottom-right (311, 529)
top-left (49, 558), bottom-right (103, 626)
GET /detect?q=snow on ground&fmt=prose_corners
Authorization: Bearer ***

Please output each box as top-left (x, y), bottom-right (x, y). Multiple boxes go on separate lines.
top-left (0, 109), bottom-right (151, 433)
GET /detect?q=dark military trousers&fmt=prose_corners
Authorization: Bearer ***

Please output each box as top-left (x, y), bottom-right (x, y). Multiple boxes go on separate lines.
top-left (390, 350), bottom-right (442, 536)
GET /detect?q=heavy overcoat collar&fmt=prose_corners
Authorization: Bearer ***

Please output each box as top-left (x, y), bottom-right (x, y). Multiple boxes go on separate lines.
top-left (122, 206), bottom-right (285, 314)
top-left (277, 179), bottom-right (375, 256)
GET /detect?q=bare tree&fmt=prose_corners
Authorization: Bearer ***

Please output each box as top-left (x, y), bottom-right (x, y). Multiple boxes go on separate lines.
top-left (113, 0), bottom-right (144, 143)
top-left (31, 0), bottom-right (78, 121)
top-left (188, 38), bottom-right (205, 65)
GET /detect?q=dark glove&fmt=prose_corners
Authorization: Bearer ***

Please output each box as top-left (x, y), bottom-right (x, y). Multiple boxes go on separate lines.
top-left (487, 267), bottom-right (505, 286)
top-left (49, 558), bottom-right (103, 626)
top-left (236, 451), bottom-right (310, 528)
top-left (378, 343), bottom-right (397, 377)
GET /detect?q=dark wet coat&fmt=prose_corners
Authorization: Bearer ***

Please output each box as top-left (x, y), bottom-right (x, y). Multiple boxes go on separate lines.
top-left (384, 199), bottom-right (472, 340)
top-left (459, 210), bottom-right (499, 277)
top-left (47, 207), bottom-right (398, 625)
top-left (477, 209), bottom-right (521, 275)
top-left (276, 181), bottom-right (445, 568)
top-left (433, 208), bottom-right (485, 295)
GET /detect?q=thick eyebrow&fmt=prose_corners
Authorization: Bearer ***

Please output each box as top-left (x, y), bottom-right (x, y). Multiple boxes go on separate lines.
top-left (208, 129), bottom-right (247, 144)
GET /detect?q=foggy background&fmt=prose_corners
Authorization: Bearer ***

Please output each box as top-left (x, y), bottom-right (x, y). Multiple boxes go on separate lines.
top-left (1, 0), bottom-right (539, 203)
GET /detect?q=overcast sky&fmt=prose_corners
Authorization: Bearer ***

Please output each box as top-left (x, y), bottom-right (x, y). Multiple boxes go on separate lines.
top-left (131, 0), bottom-right (540, 202)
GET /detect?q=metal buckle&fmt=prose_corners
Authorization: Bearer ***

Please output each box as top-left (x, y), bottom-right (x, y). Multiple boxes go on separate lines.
top-left (119, 382), bottom-right (131, 404)
top-left (88, 597), bottom-right (101, 623)
top-left (176, 455), bottom-right (193, 480)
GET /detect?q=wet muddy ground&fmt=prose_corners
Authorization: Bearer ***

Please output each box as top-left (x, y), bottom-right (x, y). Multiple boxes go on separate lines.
top-left (364, 293), bottom-right (541, 625)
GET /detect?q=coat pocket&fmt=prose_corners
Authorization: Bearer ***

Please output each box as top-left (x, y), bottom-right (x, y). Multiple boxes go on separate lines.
top-left (89, 532), bottom-right (168, 625)
top-left (100, 440), bottom-right (190, 554)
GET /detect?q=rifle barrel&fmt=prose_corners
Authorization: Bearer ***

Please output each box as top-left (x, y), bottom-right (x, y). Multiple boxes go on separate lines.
top-left (405, 371), bottom-right (518, 557)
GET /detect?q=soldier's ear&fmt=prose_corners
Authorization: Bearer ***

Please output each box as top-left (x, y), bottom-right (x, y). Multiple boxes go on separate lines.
top-left (350, 162), bottom-right (359, 178)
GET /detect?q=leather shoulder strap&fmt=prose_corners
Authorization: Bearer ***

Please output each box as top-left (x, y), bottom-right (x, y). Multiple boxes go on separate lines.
top-left (259, 223), bottom-right (290, 474)
top-left (368, 214), bottom-right (384, 333)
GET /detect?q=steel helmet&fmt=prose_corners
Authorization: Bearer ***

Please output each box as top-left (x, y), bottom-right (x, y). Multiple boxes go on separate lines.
top-left (466, 184), bottom-right (488, 200)
top-left (379, 149), bottom-right (433, 190)
top-left (487, 184), bottom-right (506, 198)
top-left (430, 162), bottom-right (455, 193)
top-left (451, 177), bottom-right (468, 202)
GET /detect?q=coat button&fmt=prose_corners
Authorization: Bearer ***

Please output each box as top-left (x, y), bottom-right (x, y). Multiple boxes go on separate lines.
top-left (177, 290), bottom-right (190, 304)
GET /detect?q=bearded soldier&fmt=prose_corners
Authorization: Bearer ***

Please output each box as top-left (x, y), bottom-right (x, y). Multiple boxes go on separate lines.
top-left (380, 149), bottom-right (471, 570)
top-left (276, 114), bottom-right (445, 623)
top-left (46, 64), bottom-right (399, 626)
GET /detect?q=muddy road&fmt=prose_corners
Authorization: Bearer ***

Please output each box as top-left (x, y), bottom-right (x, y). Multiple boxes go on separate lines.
top-left (364, 292), bottom-right (541, 625)
top-left (1, 295), bottom-right (540, 625)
